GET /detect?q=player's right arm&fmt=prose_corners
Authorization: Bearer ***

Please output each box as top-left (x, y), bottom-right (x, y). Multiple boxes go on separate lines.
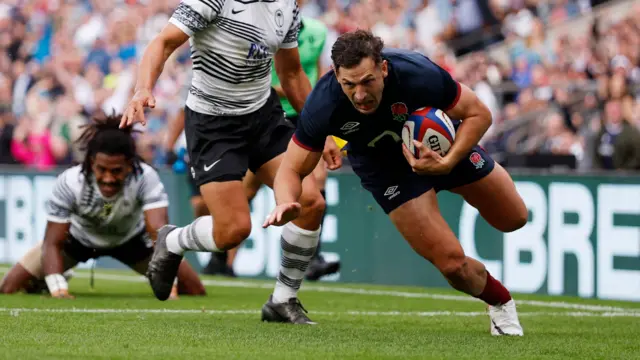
top-left (42, 171), bottom-right (75, 298)
top-left (264, 96), bottom-right (334, 227)
top-left (41, 222), bottom-right (72, 298)
top-left (120, 0), bottom-right (223, 128)
top-left (264, 140), bottom-right (322, 227)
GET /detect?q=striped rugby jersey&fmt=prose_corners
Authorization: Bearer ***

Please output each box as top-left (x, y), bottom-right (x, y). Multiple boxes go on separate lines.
top-left (45, 163), bottom-right (169, 249)
top-left (169, 0), bottom-right (301, 116)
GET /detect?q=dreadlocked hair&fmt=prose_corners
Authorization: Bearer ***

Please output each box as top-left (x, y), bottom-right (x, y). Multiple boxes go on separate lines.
top-left (76, 113), bottom-right (143, 180)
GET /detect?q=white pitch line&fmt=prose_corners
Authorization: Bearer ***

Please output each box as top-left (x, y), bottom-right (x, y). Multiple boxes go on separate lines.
top-left (0, 307), bottom-right (639, 318)
top-left (2, 268), bottom-right (638, 313)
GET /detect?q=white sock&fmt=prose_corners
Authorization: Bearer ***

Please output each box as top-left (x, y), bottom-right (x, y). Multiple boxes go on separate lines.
top-left (272, 222), bottom-right (320, 303)
top-left (165, 216), bottom-right (220, 255)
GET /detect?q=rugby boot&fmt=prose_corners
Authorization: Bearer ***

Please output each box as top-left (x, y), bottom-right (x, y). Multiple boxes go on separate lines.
top-left (488, 299), bottom-right (524, 336)
top-left (147, 225), bottom-right (183, 301)
top-left (261, 295), bottom-right (317, 325)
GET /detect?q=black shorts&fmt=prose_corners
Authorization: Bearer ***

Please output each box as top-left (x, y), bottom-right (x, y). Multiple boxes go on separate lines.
top-left (184, 88), bottom-right (295, 186)
top-left (349, 146), bottom-right (495, 214)
top-left (63, 231), bottom-right (153, 265)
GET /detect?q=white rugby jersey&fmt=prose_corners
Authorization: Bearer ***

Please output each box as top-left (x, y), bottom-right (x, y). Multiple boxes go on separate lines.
top-left (169, 0), bottom-right (301, 116)
top-left (45, 163), bottom-right (169, 249)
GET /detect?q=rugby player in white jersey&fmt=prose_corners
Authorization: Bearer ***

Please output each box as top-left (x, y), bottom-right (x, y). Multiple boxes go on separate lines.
top-left (0, 115), bottom-right (206, 299)
top-left (120, 0), bottom-right (332, 324)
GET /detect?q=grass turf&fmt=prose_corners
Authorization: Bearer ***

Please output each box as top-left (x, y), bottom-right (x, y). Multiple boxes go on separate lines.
top-left (0, 268), bottom-right (638, 360)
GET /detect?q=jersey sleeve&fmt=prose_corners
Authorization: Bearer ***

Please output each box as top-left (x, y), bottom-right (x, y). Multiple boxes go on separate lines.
top-left (45, 171), bottom-right (76, 224)
top-left (414, 55), bottom-right (461, 111)
top-left (292, 110), bottom-right (327, 152)
top-left (169, 0), bottom-right (224, 37)
top-left (280, 3), bottom-right (301, 49)
top-left (138, 166), bottom-right (170, 211)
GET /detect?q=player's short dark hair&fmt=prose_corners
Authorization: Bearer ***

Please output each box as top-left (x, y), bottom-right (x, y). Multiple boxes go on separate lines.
top-left (76, 113), bottom-right (143, 179)
top-left (331, 29), bottom-right (385, 71)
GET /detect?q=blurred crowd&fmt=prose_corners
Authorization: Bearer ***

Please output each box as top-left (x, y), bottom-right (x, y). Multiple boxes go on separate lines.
top-left (0, 0), bottom-right (639, 172)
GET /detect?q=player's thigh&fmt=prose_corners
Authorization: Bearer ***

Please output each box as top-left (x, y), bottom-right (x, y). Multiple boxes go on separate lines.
top-left (349, 153), bottom-right (465, 272)
top-left (19, 241), bottom-right (79, 280)
top-left (449, 162), bottom-right (527, 233)
top-left (200, 181), bottom-right (252, 248)
top-left (184, 107), bottom-right (253, 245)
top-left (388, 190), bottom-right (466, 273)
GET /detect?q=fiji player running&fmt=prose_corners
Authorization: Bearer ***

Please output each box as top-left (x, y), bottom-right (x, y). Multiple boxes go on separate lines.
top-left (120, 0), bottom-right (325, 324)
top-left (264, 30), bottom-right (527, 336)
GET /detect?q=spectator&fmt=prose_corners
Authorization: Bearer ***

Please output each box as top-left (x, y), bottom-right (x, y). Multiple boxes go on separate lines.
top-left (594, 100), bottom-right (640, 170)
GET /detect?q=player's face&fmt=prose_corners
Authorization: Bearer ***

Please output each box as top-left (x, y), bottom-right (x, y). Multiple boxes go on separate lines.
top-left (91, 153), bottom-right (133, 198)
top-left (336, 58), bottom-right (388, 114)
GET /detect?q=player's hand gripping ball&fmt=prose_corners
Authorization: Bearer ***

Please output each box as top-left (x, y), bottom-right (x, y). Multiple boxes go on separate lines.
top-left (401, 107), bottom-right (456, 158)
top-left (401, 107), bottom-right (457, 175)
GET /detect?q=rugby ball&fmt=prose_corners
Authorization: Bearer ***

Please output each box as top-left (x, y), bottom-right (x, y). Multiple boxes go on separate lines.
top-left (401, 107), bottom-right (456, 157)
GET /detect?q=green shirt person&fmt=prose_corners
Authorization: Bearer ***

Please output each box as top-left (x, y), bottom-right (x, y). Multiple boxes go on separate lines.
top-left (271, 16), bottom-right (328, 120)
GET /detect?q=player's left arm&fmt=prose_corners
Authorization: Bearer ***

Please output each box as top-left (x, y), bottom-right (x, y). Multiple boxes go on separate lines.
top-left (442, 83), bottom-right (492, 169)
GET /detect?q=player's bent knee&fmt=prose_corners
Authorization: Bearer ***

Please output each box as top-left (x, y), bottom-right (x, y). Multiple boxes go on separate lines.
top-left (0, 279), bottom-right (19, 294)
top-left (213, 216), bottom-right (252, 251)
top-left (500, 202), bottom-right (528, 233)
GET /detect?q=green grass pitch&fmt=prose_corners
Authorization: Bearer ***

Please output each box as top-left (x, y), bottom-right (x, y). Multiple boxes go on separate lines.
top-left (0, 268), bottom-right (639, 359)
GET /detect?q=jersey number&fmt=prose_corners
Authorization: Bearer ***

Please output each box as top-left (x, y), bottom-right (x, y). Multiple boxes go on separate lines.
top-left (368, 131), bottom-right (401, 148)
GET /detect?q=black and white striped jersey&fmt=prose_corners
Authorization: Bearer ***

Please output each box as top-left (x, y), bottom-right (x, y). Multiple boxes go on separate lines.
top-left (169, 0), bottom-right (301, 116)
top-left (45, 164), bottom-right (169, 249)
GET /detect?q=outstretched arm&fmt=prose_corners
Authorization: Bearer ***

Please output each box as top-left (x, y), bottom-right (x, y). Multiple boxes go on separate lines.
top-left (120, 24), bottom-right (189, 127)
top-left (264, 140), bottom-right (322, 227)
top-left (121, 0), bottom-right (223, 127)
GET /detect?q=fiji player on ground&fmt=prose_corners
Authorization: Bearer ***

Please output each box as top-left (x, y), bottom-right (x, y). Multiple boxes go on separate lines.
top-left (264, 30), bottom-right (526, 336)
top-left (0, 115), bottom-right (206, 299)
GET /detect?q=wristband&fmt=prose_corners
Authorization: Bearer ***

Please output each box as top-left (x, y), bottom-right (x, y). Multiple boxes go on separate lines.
top-left (45, 274), bottom-right (69, 293)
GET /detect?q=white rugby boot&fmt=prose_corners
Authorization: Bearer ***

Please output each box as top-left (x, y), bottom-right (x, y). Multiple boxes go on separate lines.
top-left (488, 299), bottom-right (524, 336)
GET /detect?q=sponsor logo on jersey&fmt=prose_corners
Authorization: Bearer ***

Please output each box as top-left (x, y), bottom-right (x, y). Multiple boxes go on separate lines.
top-left (246, 43), bottom-right (270, 65)
top-left (391, 102), bottom-right (408, 122)
top-left (99, 202), bottom-right (114, 220)
top-left (340, 122), bottom-right (360, 135)
top-left (470, 152), bottom-right (485, 169)
top-left (384, 185), bottom-right (400, 200)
